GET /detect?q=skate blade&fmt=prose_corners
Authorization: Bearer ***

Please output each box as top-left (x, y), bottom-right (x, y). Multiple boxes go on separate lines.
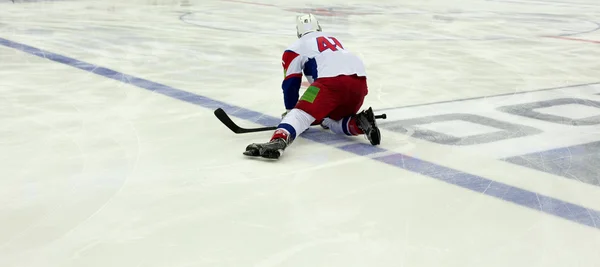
top-left (243, 144), bottom-right (261, 157)
top-left (260, 149), bottom-right (283, 159)
top-left (243, 150), bottom-right (260, 157)
top-left (243, 147), bottom-right (282, 160)
top-left (369, 127), bottom-right (381, 145)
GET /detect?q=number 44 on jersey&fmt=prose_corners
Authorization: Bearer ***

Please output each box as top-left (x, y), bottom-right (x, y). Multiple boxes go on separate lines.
top-left (317, 36), bottom-right (344, 52)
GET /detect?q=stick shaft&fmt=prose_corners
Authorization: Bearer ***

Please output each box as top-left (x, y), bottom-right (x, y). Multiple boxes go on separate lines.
top-left (214, 108), bottom-right (386, 134)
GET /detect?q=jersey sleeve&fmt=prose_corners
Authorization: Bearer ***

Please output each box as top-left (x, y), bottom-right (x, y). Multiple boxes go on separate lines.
top-left (281, 49), bottom-right (303, 110)
top-left (302, 58), bottom-right (317, 84)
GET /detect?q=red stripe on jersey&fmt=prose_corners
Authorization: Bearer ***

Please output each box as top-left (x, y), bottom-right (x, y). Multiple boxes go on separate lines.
top-left (282, 50), bottom-right (299, 73)
top-left (285, 73), bottom-right (302, 80)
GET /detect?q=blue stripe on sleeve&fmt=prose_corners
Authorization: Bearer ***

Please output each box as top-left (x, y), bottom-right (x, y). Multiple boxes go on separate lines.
top-left (282, 76), bottom-right (301, 110)
top-left (303, 58), bottom-right (318, 80)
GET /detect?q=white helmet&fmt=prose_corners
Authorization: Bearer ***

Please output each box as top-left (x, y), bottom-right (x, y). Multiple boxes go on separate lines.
top-left (296, 14), bottom-right (322, 38)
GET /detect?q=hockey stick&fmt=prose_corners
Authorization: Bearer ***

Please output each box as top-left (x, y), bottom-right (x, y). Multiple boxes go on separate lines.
top-left (214, 107), bottom-right (387, 134)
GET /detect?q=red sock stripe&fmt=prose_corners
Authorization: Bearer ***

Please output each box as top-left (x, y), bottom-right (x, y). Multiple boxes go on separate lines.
top-left (271, 128), bottom-right (290, 142)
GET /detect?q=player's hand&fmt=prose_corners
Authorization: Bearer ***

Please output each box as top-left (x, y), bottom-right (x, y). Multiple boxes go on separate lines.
top-left (321, 117), bottom-right (332, 129)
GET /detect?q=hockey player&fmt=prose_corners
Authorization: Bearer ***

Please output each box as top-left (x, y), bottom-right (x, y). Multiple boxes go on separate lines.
top-left (243, 14), bottom-right (380, 159)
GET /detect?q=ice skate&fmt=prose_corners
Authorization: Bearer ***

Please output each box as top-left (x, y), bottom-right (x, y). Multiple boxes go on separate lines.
top-left (355, 107), bottom-right (381, 145)
top-left (243, 138), bottom-right (289, 159)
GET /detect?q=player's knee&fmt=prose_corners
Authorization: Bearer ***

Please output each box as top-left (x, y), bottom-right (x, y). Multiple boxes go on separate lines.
top-left (288, 108), bottom-right (316, 124)
top-left (279, 108), bottom-right (316, 138)
top-left (294, 102), bottom-right (325, 121)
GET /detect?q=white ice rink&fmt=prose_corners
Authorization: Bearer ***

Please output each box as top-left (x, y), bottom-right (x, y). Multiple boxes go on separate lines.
top-left (1, 0), bottom-right (600, 266)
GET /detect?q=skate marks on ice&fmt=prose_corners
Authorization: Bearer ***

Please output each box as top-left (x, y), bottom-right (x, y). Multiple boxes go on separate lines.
top-left (505, 141), bottom-right (600, 186)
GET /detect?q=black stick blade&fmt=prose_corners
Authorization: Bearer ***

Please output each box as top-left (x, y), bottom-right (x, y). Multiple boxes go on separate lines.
top-left (214, 108), bottom-right (243, 133)
top-left (214, 108), bottom-right (277, 134)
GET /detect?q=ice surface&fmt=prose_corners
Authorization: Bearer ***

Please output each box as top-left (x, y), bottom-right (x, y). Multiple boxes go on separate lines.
top-left (1, 0), bottom-right (600, 266)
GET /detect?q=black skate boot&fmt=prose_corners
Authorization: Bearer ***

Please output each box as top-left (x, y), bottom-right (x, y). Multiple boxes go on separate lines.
top-left (243, 138), bottom-right (289, 159)
top-left (355, 107), bottom-right (381, 145)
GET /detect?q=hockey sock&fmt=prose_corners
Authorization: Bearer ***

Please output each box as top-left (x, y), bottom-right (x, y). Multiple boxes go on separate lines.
top-left (322, 116), bottom-right (364, 136)
top-left (271, 108), bottom-right (315, 143)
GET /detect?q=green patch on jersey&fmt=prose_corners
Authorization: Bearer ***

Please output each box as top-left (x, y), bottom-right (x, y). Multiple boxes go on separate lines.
top-left (300, 86), bottom-right (320, 103)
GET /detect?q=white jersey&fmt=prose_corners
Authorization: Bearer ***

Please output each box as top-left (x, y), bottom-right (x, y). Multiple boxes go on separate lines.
top-left (282, 31), bottom-right (366, 81)
top-left (280, 31), bottom-right (366, 109)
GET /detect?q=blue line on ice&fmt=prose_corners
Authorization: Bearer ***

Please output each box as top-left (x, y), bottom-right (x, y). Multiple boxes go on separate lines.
top-left (2, 36), bottom-right (598, 230)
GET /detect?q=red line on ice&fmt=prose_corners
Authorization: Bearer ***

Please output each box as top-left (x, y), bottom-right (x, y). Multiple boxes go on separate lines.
top-left (544, 36), bottom-right (600, 44)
